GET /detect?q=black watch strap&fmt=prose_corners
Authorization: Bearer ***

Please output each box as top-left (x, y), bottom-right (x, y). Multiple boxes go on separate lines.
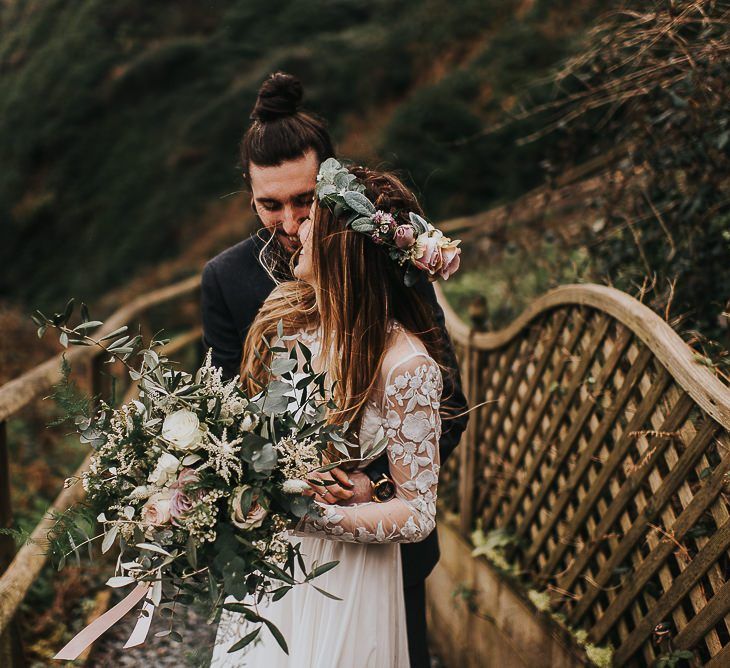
top-left (365, 469), bottom-right (396, 502)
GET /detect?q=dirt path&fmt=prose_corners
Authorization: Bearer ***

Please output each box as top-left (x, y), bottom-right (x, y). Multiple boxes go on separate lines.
top-left (89, 602), bottom-right (216, 668)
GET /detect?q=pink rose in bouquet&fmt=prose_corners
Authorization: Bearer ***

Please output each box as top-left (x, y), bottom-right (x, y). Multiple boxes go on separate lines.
top-left (170, 467), bottom-right (201, 522)
top-left (141, 490), bottom-right (173, 526)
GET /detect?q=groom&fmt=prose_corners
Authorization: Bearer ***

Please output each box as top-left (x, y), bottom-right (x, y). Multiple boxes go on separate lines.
top-left (201, 72), bottom-right (468, 667)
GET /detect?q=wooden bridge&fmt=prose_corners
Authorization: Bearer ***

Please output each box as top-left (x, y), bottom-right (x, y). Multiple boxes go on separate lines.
top-left (1, 277), bottom-right (729, 666)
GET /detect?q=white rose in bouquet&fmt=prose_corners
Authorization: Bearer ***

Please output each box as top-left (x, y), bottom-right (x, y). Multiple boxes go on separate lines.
top-left (162, 409), bottom-right (203, 450)
top-left (141, 490), bottom-right (173, 526)
top-left (230, 485), bottom-right (268, 530)
top-left (148, 452), bottom-right (181, 486)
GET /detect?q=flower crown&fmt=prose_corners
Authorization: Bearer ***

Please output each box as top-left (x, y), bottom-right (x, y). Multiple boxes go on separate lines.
top-left (314, 158), bottom-right (461, 286)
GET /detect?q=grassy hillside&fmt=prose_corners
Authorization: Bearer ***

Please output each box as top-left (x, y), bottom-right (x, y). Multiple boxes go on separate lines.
top-left (0, 0), bottom-right (607, 308)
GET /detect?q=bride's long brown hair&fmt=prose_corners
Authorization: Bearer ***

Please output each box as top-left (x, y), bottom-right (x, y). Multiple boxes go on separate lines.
top-left (241, 167), bottom-right (446, 431)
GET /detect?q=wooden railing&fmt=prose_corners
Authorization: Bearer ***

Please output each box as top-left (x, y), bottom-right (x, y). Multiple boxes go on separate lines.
top-left (0, 275), bottom-right (201, 665)
top-left (436, 283), bottom-right (730, 666)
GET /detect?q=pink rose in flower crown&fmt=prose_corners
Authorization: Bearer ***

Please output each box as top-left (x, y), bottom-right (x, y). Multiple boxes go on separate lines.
top-left (413, 230), bottom-right (444, 277)
top-left (439, 241), bottom-right (461, 280)
top-left (141, 490), bottom-right (173, 526)
top-left (394, 225), bottom-right (416, 249)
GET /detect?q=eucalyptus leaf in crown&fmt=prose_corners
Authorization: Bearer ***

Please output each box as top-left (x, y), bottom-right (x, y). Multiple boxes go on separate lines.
top-left (31, 300), bottom-right (373, 659)
top-left (315, 158), bottom-right (462, 287)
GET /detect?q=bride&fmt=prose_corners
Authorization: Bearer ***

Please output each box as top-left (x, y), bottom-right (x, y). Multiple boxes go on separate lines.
top-left (211, 160), bottom-right (460, 667)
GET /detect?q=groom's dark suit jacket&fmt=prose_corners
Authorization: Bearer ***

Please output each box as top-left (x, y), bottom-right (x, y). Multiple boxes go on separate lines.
top-left (201, 233), bottom-right (468, 587)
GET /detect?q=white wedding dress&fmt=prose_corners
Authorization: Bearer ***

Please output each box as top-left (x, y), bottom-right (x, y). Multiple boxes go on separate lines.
top-left (211, 323), bottom-right (442, 667)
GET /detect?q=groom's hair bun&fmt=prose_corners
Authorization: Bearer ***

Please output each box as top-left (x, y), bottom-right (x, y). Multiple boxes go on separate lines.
top-left (251, 72), bottom-right (303, 121)
top-left (241, 72), bottom-right (335, 182)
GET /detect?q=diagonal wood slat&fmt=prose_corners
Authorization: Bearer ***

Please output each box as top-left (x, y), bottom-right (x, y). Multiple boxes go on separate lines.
top-left (560, 392), bottom-right (695, 601)
top-left (574, 418), bottom-right (719, 630)
top-left (514, 325), bottom-right (633, 549)
top-left (613, 518), bottom-right (730, 665)
top-left (482, 311), bottom-right (594, 529)
top-left (526, 345), bottom-right (654, 572)
top-left (474, 313), bottom-right (569, 517)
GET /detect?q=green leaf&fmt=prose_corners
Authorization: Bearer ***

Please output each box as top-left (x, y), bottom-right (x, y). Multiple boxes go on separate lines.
top-left (107, 335), bottom-right (130, 349)
top-left (311, 584), bottom-right (342, 601)
top-left (186, 534), bottom-right (198, 569)
top-left (63, 298), bottom-right (75, 324)
top-left (59, 332), bottom-right (69, 348)
top-left (135, 542), bottom-right (172, 556)
top-left (408, 212), bottom-right (429, 234)
top-left (100, 326), bottom-right (128, 341)
top-left (262, 619), bottom-right (288, 654)
top-left (350, 217), bottom-right (376, 233)
top-left (305, 560), bottom-right (339, 581)
top-left (101, 525), bottom-right (119, 554)
top-left (271, 358), bottom-right (297, 376)
top-left (74, 321), bottom-right (103, 331)
top-left (259, 561), bottom-right (297, 586)
top-left (271, 586), bottom-right (292, 602)
top-left (342, 191), bottom-right (375, 215)
top-left (228, 628), bottom-right (260, 653)
top-left (251, 443), bottom-right (278, 473)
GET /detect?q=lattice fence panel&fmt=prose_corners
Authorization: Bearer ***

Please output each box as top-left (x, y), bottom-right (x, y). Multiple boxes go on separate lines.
top-left (455, 300), bottom-right (730, 666)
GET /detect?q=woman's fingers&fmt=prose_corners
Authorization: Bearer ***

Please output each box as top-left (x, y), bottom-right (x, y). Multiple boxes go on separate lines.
top-left (330, 467), bottom-right (354, 489)
top-left (307, 469), bottom-right (353, 503)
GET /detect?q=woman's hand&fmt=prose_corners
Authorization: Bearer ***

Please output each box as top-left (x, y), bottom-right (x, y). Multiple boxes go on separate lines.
top-left (306, 466), bottom-right (354, 504)
top-left (305, 469), bottom-right (373, 505)
top-left (339, 472), bottom-right (373, 505)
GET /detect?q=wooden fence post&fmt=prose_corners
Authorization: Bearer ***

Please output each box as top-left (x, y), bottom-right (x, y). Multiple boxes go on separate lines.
top-left (0, 421), bottom-right (26, 667)
top-left (458, 296), bottom-right (488, 535)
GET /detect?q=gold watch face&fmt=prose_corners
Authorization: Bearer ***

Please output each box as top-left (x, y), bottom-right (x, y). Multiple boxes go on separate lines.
top-left (372, 477), bottom-right (395, 502)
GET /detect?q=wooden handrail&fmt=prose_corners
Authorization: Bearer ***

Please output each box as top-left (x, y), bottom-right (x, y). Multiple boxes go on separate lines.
top-left (0, 274), bottom-right (201, 422)
top-left (435, 282), bottom-right (730, 430)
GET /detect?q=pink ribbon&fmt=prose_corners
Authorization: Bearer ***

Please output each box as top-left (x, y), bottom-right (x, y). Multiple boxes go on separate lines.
top-left (54, 583), bottom-right (153, 661)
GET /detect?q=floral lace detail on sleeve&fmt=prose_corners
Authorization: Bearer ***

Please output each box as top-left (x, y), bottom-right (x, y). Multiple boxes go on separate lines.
top-left (297, 351), bottom-right (442, 544)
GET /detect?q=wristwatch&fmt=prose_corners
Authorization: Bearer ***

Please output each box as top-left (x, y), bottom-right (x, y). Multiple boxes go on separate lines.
top-left (366, 471), bottom-right (396, 502)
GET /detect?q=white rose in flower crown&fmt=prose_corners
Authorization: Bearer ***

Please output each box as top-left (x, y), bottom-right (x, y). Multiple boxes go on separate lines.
top-left (148, 452), bottom-right (181, 486)
top-left (230, 485), bottom-right (268, 530)
top-left (162, 409), bottom-right (203, 450)
top-left (141, 489), bottom-right (173, 526)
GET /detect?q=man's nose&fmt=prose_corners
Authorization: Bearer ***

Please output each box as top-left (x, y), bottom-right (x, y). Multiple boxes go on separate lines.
top-left (281, 206), bottom-right (302, 236)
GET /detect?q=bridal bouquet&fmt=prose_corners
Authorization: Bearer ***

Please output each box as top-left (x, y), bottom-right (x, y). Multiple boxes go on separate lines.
top-left (34, 302), bottom-right (362, 659)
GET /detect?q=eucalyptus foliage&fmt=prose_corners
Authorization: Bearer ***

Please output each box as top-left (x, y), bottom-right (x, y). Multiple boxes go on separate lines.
top-left (34, 299), bottom-right (381, 654)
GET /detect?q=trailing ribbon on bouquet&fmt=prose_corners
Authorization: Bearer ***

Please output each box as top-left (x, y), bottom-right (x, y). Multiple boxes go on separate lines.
top-left (54, 582), bottom-right (154, 661)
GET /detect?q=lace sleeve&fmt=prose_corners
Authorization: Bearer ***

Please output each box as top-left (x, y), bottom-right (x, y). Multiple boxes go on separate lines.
top-left (296, 352), bottom-right (442, 544)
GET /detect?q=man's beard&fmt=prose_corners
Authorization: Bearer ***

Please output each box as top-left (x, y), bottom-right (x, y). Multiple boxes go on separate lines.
top-left (256, 228), bottom-right (300, 283)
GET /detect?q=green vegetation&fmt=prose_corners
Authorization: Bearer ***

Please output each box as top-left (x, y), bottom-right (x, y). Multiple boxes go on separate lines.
top-left (0, 0), bottom-right (609, 308)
